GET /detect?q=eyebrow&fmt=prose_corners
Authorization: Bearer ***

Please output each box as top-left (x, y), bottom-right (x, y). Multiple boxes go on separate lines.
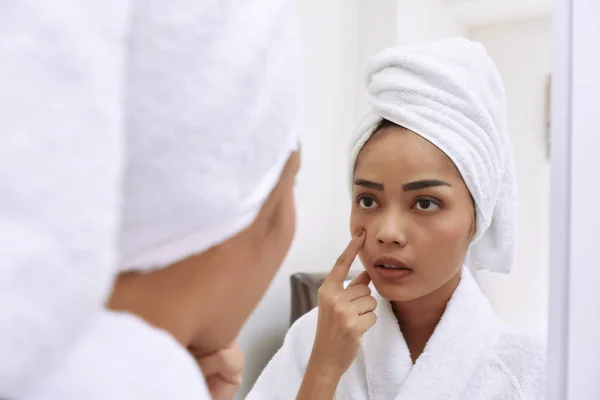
top-left (354, 179), bottom-right (384, 191)
top-left (354, 178), bottom-right (451, 192)
top-left (403, 179), bottom-right (451, 191)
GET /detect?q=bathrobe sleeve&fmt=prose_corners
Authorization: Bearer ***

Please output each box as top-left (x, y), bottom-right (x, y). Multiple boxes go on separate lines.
top-left (246, 308), bottom-right (319, 399)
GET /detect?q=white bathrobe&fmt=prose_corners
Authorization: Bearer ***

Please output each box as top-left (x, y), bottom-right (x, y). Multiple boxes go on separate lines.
top-left (248, 269), bottom-right (546, 399)
top-left (21, 311), bottom-right (210, 400)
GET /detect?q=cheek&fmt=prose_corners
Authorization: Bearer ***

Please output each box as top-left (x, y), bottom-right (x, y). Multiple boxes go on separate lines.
top-left (282, 191), bottom-right (297, 252)
top-left (351, 209), bottom-right (377, 268)
top-left (420, 211), bottom-right (474, 252)
top-left (217, 194), bottom-right (297, 342)
top-left (357, 249), bottom-right (369, 270)
top-left (270, 189), bottom-right (297, 265)
top-left (349, 207), bottom-right (372, 237)
top-left (349, 206), bottom-right (361, 235)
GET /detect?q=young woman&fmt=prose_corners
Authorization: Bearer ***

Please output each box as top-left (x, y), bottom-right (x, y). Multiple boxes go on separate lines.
top-left (248, 37), bottom-right (546, 399)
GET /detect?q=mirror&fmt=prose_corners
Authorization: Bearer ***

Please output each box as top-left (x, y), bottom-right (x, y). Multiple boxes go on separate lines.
top-left (238, 1), bottom-right (553, 398)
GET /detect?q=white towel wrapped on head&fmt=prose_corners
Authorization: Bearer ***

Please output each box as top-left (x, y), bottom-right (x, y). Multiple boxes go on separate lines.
top-left (119, 0), bottom-right (300, 272)
top-left (349, 37), bottom-right (516, 274)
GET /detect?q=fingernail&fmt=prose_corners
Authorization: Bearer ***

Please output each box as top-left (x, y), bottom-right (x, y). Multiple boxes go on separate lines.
top-left (357, 229), bottom-right (365, 238)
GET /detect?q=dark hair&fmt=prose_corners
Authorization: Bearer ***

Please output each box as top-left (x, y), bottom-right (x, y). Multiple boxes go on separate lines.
top-left (373, 118), bottom-right (399, 133)
top-left (362, 118), bottom-right (401, 152)
top-left (353, 119), bottom-right (400, 175)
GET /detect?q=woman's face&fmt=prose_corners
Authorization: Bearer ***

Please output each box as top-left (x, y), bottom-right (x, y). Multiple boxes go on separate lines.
top-left (350, 126), bottom-right (475, 302)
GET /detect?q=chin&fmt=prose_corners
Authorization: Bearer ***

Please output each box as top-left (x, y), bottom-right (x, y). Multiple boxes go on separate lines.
top-left (371, 279), bottom-right (427, 302)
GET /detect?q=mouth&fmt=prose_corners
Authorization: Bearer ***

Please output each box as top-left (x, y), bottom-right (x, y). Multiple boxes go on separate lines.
top-left (372, 256), bottom-right (413, 280)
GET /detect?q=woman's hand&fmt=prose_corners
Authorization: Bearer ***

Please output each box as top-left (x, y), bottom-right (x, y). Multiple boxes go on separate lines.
top-left (192, 342), bottom-right (244, 400)
top-left (297, 230), bottom-right (377, 399)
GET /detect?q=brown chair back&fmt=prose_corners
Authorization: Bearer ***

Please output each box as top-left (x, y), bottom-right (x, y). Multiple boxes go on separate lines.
top-left (289, 272), bottom-right (356, 326)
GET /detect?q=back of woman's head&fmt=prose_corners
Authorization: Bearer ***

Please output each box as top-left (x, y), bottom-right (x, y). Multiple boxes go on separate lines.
top-left (109, 1), bottom-right (302, 355)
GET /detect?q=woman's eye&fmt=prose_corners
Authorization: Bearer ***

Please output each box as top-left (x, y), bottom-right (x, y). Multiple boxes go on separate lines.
top-left (358, 196), bottom-right (379, 209)
top-left (414, 198), bottom-right (440, 212)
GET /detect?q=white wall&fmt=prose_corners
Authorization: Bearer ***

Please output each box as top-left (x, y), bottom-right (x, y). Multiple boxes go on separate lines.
top-left (447, 0), bottom-right (552, 28)
top-left (396, 0), bottom-right (466, 44)
top-left (470, 18), bottom-right (552, 334)
top-left (561, 0), bottom-right (600, 396)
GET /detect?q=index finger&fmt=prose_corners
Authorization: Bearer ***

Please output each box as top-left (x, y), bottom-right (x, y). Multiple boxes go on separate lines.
top-left (325, 229), bottom-right (365, 286)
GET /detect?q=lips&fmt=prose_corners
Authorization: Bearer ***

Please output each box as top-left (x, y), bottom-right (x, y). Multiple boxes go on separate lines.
top-left (372, 256), bottom-right (413, 271)
top-left (372, 256), bottom-right (414, 281)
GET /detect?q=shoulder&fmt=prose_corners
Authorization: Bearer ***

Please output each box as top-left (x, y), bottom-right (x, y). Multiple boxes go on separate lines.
top-left (492, 326), bottom-right (547, 396)
top-left (288, 306), bottom-right (320, 336)
top-left (494, 327), bottom-right (547, 368)
top-left (279, 307), bottom-right (320, 368)
top-left (247, 308), bottom-right (319, 398)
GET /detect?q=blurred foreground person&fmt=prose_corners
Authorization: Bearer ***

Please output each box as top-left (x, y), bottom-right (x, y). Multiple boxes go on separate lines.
top-left (0, 1), bottom-right (300, 399)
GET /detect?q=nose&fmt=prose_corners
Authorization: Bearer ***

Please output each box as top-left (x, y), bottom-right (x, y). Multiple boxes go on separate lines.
top-left (374, 210), bottom-right (407, 247)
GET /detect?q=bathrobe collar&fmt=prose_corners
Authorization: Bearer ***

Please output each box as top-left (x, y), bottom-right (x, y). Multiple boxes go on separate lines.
top-left (362, 267), bottom-right (500, 399)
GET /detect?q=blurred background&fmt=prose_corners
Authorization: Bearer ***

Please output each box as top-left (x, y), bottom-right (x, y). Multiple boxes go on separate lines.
top-left (237, 0), bottom-right (552, 397)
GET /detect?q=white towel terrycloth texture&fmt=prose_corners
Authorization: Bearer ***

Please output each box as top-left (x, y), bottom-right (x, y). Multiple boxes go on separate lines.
top-left (120, 0), bottom-right (300, 271)
top-left (0, 0), bottom-right (299, 398)
top-left (0, 2), bottom-right (129, 396)
top-left (349, 37), bottom-right (517, 274)
top-left (248, 268), bottom-right (547, 399)
top-left (21, 311), bottom-right (210, 400)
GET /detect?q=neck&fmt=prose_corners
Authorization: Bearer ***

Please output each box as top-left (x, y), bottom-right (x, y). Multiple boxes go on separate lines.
top-left (391, 269), bottom-right (462, 363)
